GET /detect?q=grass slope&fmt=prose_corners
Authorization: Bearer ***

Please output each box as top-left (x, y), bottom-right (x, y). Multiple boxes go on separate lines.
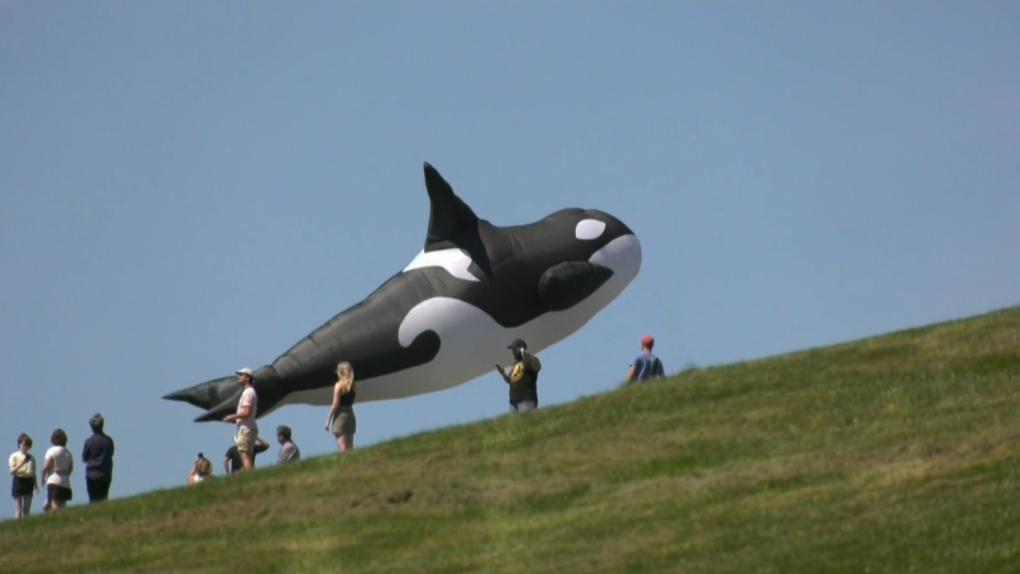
top-left (3, 306), bottom-right (1020, 574)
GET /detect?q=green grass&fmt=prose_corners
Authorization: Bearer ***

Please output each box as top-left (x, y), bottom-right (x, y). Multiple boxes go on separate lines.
top-left (4, 305), bottom-right (1020, 573)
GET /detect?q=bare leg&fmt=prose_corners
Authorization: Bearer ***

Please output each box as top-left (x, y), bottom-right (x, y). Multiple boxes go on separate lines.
top-left (240, 451), bottom-right (254, 471)
top-left (14, 497), bottom-right (23, 519)
top-left (21, 495), bottom-right (32, 517)
top-left (339, 434), bottom-right (354, 451)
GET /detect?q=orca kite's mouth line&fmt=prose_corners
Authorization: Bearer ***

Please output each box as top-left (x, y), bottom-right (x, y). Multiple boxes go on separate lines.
top-left (163, 162), bottom-right (642, 422)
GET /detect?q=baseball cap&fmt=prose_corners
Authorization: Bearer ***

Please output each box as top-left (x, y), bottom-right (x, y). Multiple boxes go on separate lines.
top-left (641, 335), bottom-right (655, 347)
top-left (507, 338), bottom-right (528, 350)
top-left (236, 367), bottom-right (254, 377)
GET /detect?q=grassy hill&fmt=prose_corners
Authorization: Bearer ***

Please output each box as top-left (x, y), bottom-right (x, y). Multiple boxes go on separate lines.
top-left (3, 306), bottom-right (1020, 574)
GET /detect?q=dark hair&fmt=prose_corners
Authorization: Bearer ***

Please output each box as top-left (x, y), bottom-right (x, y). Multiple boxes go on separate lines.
top-left (17, 433), bottom-right (32, 449)
top-left (51, 428), bottom-right (68, 447)
top-left (89, 413), bottom-right (104, 433)
top-left (277, 425), bottom-right (292, 440)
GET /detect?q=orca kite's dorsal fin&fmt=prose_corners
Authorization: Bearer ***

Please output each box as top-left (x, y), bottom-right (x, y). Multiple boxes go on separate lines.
top-left (423, 162), bottom-right (479, 248)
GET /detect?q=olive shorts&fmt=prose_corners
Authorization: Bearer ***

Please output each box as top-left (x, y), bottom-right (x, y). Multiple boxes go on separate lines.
top-left (332, 406), bottom-right (357, 436)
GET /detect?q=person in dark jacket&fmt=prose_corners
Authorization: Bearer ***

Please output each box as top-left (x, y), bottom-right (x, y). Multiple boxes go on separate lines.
top-left (81, 413), bottom-right (115, 503)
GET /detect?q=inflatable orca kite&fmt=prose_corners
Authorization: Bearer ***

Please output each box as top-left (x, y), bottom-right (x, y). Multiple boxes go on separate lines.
top-left (163, 162), bottom-right (642, 422)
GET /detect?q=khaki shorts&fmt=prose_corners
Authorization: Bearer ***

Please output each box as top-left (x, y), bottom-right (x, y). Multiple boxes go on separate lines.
top-left (235, 427), bottom-right (259, 454)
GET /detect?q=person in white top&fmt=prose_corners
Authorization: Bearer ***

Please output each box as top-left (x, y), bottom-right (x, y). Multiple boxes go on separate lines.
top-left (41, 428), bottom-right (74, 511)
top-left (9, 433), bottom-right (41, 519)
top-left (224, 367), bottom-right (259, 471)
top-left (187, 453), bottom-right (215, 485)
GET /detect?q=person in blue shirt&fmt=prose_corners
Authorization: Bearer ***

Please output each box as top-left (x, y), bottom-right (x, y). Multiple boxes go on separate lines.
top-left (627, 335), bottom-right (665, 382)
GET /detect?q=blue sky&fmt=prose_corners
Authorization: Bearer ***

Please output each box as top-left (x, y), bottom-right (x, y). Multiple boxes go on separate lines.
top-left (2, 2), bottom-right (1018, 520)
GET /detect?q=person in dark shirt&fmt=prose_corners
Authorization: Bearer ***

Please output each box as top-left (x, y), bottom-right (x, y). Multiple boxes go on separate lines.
top-left (81, 413), bottom-right (114, 503)
top-left (223, 437), bottom-right (269, 474)
top-left (496, 338), bottom-right (542, 413)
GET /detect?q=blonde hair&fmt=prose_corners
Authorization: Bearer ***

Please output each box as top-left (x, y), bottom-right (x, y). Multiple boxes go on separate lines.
top-left (336, 361), bottom-right (355, 394)
top-left (195, 455), bottom-right (213, 476)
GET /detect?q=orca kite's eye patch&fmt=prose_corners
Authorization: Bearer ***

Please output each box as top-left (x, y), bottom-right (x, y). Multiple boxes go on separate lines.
top-left (575, 219), bottom-right (606, 240)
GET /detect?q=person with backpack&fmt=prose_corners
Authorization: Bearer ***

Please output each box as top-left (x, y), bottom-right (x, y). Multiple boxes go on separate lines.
top-left (496, 338), bottom-right (543, 413)
top-left (627, 335), bottom-right (665, 382)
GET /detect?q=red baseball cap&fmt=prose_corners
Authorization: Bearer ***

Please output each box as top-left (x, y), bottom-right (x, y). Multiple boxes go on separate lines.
top-left (641, 335), bottom-right (654, 347)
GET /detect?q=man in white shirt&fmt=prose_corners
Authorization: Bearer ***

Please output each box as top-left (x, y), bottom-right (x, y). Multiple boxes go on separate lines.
top-left (223, 367), bottom-right (259, 471)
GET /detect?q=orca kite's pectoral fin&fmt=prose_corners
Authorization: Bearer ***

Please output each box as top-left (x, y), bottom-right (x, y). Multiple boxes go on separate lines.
top-left (423, 162), bottom-right (480, 248)
top-left (538, 262), bottom-right (615, 311)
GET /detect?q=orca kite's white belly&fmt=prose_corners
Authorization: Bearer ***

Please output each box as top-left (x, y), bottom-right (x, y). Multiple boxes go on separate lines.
top-left (278, 233), bottom-right (641, 408)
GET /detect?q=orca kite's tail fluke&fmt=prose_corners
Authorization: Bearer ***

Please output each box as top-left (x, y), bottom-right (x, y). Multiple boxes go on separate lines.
top-left (163, 375), bottom-right (243, 423)
top-left (163, 368), bottom-right (286, 423)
